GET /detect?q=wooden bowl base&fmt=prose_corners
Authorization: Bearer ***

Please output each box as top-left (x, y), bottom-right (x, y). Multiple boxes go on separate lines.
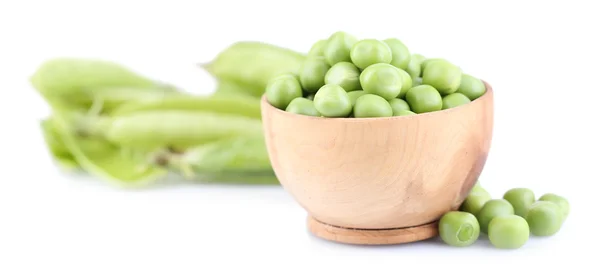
top-left (307, 216), bottom-right (439, 245)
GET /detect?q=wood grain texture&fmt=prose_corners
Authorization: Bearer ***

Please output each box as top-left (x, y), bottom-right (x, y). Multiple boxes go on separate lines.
top-left (261, 82), bottom-right (494, 230)
top-left (307, 216), bottom-right (438, 245)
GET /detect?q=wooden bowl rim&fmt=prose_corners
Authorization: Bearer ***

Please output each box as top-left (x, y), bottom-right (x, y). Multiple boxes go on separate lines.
top-left (261, 80), bottom-right (493, 122)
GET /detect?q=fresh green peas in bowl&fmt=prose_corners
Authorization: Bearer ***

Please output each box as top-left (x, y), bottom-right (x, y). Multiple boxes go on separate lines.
top-left (264, 31), bottom-right (490, 119)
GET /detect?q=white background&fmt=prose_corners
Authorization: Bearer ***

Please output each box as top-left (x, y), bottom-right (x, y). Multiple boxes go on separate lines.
top-left (1, 0), bottom-right (599, 279)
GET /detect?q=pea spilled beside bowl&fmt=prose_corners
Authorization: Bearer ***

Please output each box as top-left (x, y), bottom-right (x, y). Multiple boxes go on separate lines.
top-left (260, 31), bottom-right (494, 245)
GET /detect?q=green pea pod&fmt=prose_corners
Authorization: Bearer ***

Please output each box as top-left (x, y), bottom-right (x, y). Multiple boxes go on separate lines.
top-left (30, 58), bottom-right (176, 109)
top-left (54, 157), bottom-right (81, 171)
top-left (109, 95), bottom-right (262, 119)
top-left (52, 111), bottom-right (168, 187)
top-left (40, 118), bottom-right (71, 158)
top-left (40, 118), bottom-right (81, 171)
top-left (75, 110), bottom-right (264, 151)
top-left (201, 41), bottom-right (306, 97)
top-left (153, 136), bottom-right (278, 185)
top-left (187, 171), bottom-right (280, 185)
top-left (160, 136), bottom-right (272, 174)
top-left (83, 87), bottom-right (185, 114)
top-left (212, 78), bottom-right (264, 98)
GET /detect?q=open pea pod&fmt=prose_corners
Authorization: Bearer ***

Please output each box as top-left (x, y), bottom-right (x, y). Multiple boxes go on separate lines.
top-left (73, 110), bottom-right (264, 152)
top-left (40, 118), bottom-right (81, 171)
top-left (51, 112), bottom-right (168, 187)
top-left (154, 136), bottom-right (278, 185)
top-left (160, 136), bottom-right (272, 174)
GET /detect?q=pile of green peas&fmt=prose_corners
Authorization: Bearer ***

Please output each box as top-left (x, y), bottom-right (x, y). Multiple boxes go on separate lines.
top-left (265, 31), bottom-right (487, 118)
top-left (439, 181), bottom-right (570, 249)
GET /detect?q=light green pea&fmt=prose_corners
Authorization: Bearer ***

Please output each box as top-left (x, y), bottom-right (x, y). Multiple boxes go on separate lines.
top-left (299, 57), bottom-right (330, 93)
top-left (405, 85), bottom-right (443, 114)
top-left (538, 193), bottom-right (570, 222)
top-left (457, 74), bottom-right (486, 100)
top-left (476, 199), bottom-right (515, 234)
top-left (285, 97), bottom-right (321, 117)
top-left (412, 76), bottom-right (423, 87)
top-left (421, 58), bottom-right (448, 73)
top-left (347, 90), bottom-right (367, 107)
top-left (350, 39), bottom-right (393, 69)
top-left (383, 38), bottom-right (411, 70)
top-left (353, 94), bottom-right (393, 118)
top-left (324, 62), bottom-right (362, 92)
top-left (503, 188), bottom-right (536, 218)
top-left (308, 39), bottom-right (327, 57)
top-left (388, 98), bottom-right (411, 115)
top-left (422, 60), bottom-right (462, 95)
top-left (406, 54), bottom-right (426, 78)
top-left (313, 84), bottom-right (352, 117)
top-left (439, 211), bottom-right (480, 247)
top-left (393, 109), bottom-right (416, 116)
top-left (397, 68), bottom-right (412, 99)
top-left (442, 93), bottom-right (471, 109)
top-left (323, 31), bottom-right (358, 66)
top-left (526, 201), bottom-right (563, 236)
top-left (460, 181), bottom-right (492, 216)
top-left (265, 74), bottom-right (303, 110)
top-left (488, 215), bottom-right (530, 249)
top-left (359, 63), bottom-right (403, 100)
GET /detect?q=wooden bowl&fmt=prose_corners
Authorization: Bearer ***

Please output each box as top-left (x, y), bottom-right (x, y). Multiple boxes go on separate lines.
top-left (260, 82), bottom-right (494, 245)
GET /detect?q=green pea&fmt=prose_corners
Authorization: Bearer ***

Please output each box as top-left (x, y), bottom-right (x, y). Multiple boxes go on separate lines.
top-left (405, 85), bottom-right (443, 114)
top-left (457, 74), bottom-right (486, 100)
top-left (488, 215), bottom-right (530, 249)
top-left (353, 94), bottom-right (393, 118)
top-left (442, 93), bottom-right (471, 109)
top-left (323, 31), bottom-right (358, 66)
top-left (347, 90), bottom-right (367, 107)
top-left (306, 94), bottom-right (315, 101)
top-left (439, 211), bottom-right (480, 247)
top-left (285, 97), bottom-right (321, 117)
top-left (538, 193), bottom-right (570, 222)
top-left (397, 68), bottom-right (413, 99)
top-left (324, 62), bottom-right (361, 92)
top-left (422, 60), bottom-right (462, 95)
top-left (421, 58), bottom-right (448, 73)
top-left (265, 74), bottom-right (303, 110)
top-left (308, 39), bottom-right (327, 57)
top-left (406, 54), bottom-right (426, 78)
top-left (383, 38), bottom-right (411, 70)
top-left (393, 109), bottom-right (416, 116)
top-left (412, 76), bottom-right (423, 87)
top-left (459, 181), bottom-right (492, 216)
top-left (359, 63), bottom-right (403, 100)
top-left (299, 57), bottom-right (331, 93)
top-left (476, 199), bottom-right (515, 234)
top-left (388, 98), bottom-right (411, 114)
top-left (350, 39), bottom-right (392, 69)
top-left (503, 188), bottom-right (536, 218)
top-left (526, 201), bottom-right (563, 236)
top-left (313, 84), bottom-right (352, 117)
